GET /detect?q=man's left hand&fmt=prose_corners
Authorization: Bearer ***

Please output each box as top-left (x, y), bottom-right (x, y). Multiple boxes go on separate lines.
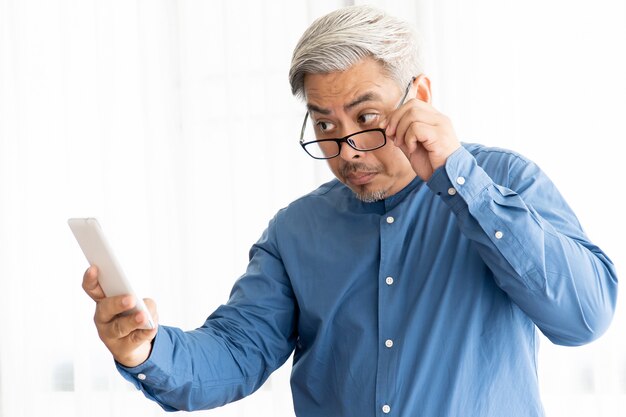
top-left (385, 98), bottom-right (461, 181)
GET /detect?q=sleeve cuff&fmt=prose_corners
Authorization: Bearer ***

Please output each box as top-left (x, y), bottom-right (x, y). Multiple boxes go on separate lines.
top-left (115, 326), bottom-right (175, 389)
top-left (427, 145), bottom-right (492, 213)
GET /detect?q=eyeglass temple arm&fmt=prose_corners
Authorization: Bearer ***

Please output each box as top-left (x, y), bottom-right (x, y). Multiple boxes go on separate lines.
top-left (299, 112), bottom-right (309, 144)
top-left (396, 76), bottom-right (416, 110)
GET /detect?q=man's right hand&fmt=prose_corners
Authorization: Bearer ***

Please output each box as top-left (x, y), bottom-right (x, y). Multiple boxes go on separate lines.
top-left (82, 266), bottom-right (159, 368)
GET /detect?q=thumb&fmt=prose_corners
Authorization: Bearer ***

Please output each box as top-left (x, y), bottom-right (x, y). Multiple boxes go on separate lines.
top-left (82, 266), bottom-right (106, 301)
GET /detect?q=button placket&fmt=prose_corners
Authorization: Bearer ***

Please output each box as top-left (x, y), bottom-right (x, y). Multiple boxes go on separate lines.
top-left (378, 211), bottom-right (399, 416)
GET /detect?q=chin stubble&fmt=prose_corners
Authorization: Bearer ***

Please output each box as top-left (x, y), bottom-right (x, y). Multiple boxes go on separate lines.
top-left (340, 162), bottom-right (387, 203)
top-left (354, 188), bottom-right (387, 203)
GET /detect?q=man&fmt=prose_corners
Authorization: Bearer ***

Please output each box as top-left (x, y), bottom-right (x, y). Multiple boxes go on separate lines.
top-left (82, 5), bottom-right (618, 417)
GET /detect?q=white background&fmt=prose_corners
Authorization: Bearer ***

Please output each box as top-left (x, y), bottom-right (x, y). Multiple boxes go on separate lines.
top-left (0, 0), bottom-right (625, 416)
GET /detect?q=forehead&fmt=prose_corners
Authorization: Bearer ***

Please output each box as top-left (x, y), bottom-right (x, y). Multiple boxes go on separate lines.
top-left (303, 58), bottom-right (397, 110)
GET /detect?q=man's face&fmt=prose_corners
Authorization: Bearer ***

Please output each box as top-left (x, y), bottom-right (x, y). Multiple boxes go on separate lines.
top-left (303, 58), bottom-right (416, 202)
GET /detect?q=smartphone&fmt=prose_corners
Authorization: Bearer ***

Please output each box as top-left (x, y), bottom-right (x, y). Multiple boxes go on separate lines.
top-left (68, 217), bottom-right (155, 330)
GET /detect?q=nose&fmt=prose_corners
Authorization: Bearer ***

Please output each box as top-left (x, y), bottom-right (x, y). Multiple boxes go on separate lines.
top-left (338, 139), bottom-right (363, 160)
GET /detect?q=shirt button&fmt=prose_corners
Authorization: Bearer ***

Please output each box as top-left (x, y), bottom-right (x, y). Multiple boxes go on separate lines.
top-left (456, 176), bottom-right (466, 185)
top-left (382, 404), bottom-right (391, 414)
top-left (386, 216), bottom-right (394, 224)
top-left (385, 276), bottom-right (394, 285)
top-left (137, 373), bottom-right (146, 381)
top-left (385, 339), bottom-right (394, 348)
top-left (495, 230), bottom-right (504, 239)
top-left (447, 187), bottom-right (457, 196)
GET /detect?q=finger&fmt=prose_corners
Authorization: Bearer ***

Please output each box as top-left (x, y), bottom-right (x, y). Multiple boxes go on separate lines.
top-left (82, 266), bottom-right (106, 301)
top-left (110, 326), bottom-right (157, 368)
top-left (393, 106), bottom-right (445, 147)
top-left (106, 310), bottom-right (158, 357)
top-left (101, 298), bottom-right (158, 340)
top-left (98, 307), bottom-right (145, 341)
top-left (134, 298), bottom-right (159, 330)
top-left (94, 294), bottom-right (136, 326)
top-left (393, 121), bottom-right (433, 156)
top-left (385, 102), bottom-right (410, 139)
top-left (386, 99), bottom-right (442, 137)
top-left (398, 122), bottom-right (460, 173)
top-left (127, 299), bottom-right (159, 342)
top-left (127, 324), bottom-right (159, 346)
top-left (143, 298), bottom-right (159, 325)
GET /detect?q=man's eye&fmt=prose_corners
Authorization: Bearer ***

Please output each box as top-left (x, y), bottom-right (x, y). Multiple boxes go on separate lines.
top-left (358, 113), bottom-right (379, 125)
top-left (316, 121), bottom-right (335, 132)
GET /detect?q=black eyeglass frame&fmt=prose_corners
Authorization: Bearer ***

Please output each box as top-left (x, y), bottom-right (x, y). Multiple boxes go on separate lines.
top-left (299, 126), bottom-right (387, 160)
top-left (299, 77), bottom-right (415, 160)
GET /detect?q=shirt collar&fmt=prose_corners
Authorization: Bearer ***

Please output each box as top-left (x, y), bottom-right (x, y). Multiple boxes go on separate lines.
top-left (383, 175), bottom-right (424, 211)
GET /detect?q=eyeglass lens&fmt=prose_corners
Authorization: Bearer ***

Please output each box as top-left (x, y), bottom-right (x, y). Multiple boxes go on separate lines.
top-left (305, 130), bottom-right (385, 159)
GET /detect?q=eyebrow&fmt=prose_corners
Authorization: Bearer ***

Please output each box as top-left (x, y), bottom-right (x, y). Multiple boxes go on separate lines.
top-left (345, 92), bottom-right (381, 111)
top-left (306, 91), bottom-right (383, 116)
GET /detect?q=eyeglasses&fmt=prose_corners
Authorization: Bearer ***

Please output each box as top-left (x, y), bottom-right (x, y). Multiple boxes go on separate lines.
top-left (299, 78), bottom-right (414, 160)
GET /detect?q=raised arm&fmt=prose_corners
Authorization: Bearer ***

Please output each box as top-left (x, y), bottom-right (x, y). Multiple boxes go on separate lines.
top-left (427, 145), bottom-right (618, 345)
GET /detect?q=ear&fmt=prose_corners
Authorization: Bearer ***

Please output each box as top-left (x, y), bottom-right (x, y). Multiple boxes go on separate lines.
top-left (412, 74), bottom-right (432, 104)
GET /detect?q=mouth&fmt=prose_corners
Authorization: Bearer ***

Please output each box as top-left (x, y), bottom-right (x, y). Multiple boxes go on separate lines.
top-left (345, 171), bottom-right (377, 186)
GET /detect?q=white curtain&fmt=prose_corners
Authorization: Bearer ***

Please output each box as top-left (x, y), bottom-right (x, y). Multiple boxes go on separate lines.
top-left (0, 1), bottom-right (624, 416)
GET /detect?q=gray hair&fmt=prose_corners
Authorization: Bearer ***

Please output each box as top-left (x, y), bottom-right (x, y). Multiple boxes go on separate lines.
top-left (289, 5), bottom-right (423, 99)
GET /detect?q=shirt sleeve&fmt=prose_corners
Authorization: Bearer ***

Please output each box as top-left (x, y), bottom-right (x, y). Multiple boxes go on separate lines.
top-left (116, 215), bottom-right (297, 411)
top-left (427, 145), bottom-right (618, 346)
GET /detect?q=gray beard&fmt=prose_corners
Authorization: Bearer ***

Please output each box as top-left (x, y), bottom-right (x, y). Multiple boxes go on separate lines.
top-left (354, 188), bottom-right (387, 203)
top-left (341, 162), bottom-right (387, 203)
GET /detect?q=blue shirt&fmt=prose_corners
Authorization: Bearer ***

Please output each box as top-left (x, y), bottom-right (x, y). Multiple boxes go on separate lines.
top-left (117, 144), bottom-right (618, 417)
